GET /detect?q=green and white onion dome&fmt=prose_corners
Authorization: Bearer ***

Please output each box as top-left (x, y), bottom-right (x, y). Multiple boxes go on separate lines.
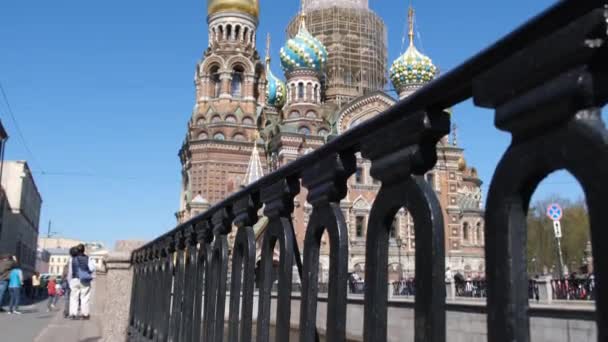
top-left (390, 43), bottom-right (437, 92)
top-left (265, 63), bottom-right (286, 108)
top-left (280, 20), bottom-right (328, 73)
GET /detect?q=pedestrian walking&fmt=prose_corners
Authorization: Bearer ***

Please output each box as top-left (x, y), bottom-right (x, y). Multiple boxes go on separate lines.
top-left (47, 277), bottom-right (58, 311)
top-left (68, 244), bottom-right (96, 320)
top-left (63, 247), bottom-right (77, 318)
top-left (8, 262), bottom-right (24, 314)
top-left (0, 254), bottom-right (16, 312)
top-left (32, 272), bottom-right (41, 299)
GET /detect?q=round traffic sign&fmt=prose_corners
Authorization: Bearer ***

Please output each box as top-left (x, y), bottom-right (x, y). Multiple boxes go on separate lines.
top-left (546, 203), bottom-right (563, 221)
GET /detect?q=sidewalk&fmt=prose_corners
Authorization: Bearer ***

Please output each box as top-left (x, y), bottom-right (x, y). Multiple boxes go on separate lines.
top-left (0, 300), bottom-right (56, 341)
top-left (1, 297), bottom-right (103, 342)
top-left (34, 306), bottom-right (102, 342)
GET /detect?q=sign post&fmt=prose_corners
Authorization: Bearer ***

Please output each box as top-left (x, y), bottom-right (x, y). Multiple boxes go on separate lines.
top-left (547, 203), bottom-right (566, 277)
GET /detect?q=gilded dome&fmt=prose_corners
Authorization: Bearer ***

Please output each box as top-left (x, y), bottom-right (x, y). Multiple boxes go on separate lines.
top-left (280, 18), bottom-right (328, 73)
top-left (208, 0), bottom-right (259, 18)
top-left (266, 61), bottom-right (286, 108)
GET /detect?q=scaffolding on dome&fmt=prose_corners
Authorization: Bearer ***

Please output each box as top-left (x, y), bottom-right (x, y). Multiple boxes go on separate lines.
top-left (287, 5), bottom-right (388, 108)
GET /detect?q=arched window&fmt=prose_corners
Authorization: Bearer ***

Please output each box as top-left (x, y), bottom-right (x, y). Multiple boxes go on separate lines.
top-left (196, 118), bottom-right (205, 125)
top-left (289, 111), bottom-right (300, 119)
top-left (306, 111), bottom-right (317, 118)
top-left (225, 115), bottom-right (237, 123)
top-left (231, 66), bottom-right (244, 98)
top-left (211, 115), bottom-right (222, 123)
top-left (210, 65), bottom-right (221, 98)
top-left (233, 133), bottom-right (246, 141)
top-left (235, 25), bottom-right (241, 41)
top-left (197, 132), bottom-right (208, 140)
top-left (313, 84), bottom-right (319, 103)
top-left (298, 126), bottom-right (311, 135)
top-left (242, 117), bottom-right (254, 125)
top-left (226, 25), bottom-right (232, 40)
top-left (318, 128), bottom-right (329, 136)
top-left (243, 27), bottom-right (249, 43)
top-left (213, 132), bottom-right (225, 140)
top-left (298, 82), bottom-right (304, 99)
top-left (463, 222), bottom-right (469, 242)
top-left (476, 222), bottom-right (482, 245)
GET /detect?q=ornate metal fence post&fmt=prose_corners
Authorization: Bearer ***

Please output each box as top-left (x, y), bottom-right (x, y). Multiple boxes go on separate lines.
top-left (361, 110), bottom-right (449, 342)
top-left (180, 225), bottom-right (198, 342)
top-left (193, 220), bottom-right (213, 342)
top-left (257, 178), bottom-right (300, 342)
top-left (228, 193), bottom-right (261, 342)
top-left (299, 152), bottom-right (355, 342)
top-left (207, 208), bottom-right (234, 342)
top-left (129, 251), bottom-right (142, 340)
top-left (472, 7), bottom-right (608, 342)
top-left (158, 236), bottom-right (176, 342)
top-left (169, 232), bottom-right (186, 342)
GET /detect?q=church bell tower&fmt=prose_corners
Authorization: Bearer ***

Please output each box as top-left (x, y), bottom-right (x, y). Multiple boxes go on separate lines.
top-left (177, 0), bottom-right (266, 222)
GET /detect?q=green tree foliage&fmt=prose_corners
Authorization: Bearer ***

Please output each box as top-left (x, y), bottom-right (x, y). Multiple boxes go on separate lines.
top-left (527, 196), bottom-right (589, 275)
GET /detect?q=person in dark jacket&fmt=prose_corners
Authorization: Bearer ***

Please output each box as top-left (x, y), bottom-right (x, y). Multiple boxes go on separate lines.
top-left (0, 254), bottom-right (16, 312)
top-left (68, 244), bottom-right (96, 320)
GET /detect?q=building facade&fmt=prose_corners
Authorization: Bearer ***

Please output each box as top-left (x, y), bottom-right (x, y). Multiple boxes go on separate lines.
top-left (45, 242), bottom-right (109, 276)
top-left (178, 0), bottom-right (485, 280)
top-left (0, 161), bottom-right (42, 277)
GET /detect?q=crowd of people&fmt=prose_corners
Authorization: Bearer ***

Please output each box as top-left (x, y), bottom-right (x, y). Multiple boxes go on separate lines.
top-left (0, 244), bottom-right (97, 318)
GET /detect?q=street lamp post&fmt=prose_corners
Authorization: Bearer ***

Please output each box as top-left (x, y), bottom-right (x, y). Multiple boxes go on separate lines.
top-left (396, 237), bottom-right (403, 281)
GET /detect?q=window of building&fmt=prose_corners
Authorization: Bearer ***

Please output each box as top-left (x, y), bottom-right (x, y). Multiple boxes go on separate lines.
top-left (463, 222), bottom-right (469, 242)
top-left (225, 115), bottom-right (237, 123)
top-left (355, 167), bottom-right (364, 183)
top-left (289, 111), bottom-right (300, 119)
top-left (356, 216), bottom-right (365, 237)
top-left (306, 111), bottom-right (317, 118)
top-left (298, 83), bottom-right (304, 99)
top-left (298, 126), bottom-right (311, 135)
top-left (231, 66), bottom-right (244, 98)
top-left (210, 66), bottom-right (221, 98)
top-left (233, 133), bottom-right (246, 141)
top-left (242, 117), bottom-right (254, 125)
top-left (318, 128), bottom-right (329, 136)
top-left (476, 222), bottom-right (482, 245)
top-left (213, 132), bottom-right (225, 140)
top-left (211, 115), bottom-right (221, 123)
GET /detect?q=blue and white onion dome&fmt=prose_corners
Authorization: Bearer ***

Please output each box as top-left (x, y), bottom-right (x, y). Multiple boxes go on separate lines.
top-left (265, 62), bottom-right (286, 108)
top-left (390, 42), bottom-right (437, 92)
top-left (279, 19), bottom-right (328, 73)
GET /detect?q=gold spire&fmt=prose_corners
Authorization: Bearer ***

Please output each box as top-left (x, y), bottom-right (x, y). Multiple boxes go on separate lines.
top-left (299, 0), bottom-right (307, 31)
top-left (408, 5), bottom-right (415, 47)
top-left (265, 33), bottom-right (271, 65)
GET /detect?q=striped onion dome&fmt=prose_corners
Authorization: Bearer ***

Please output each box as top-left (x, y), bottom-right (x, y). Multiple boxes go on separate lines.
top-left (390, 42), bottom-right (437, 92)
top-left (265, 62), bottom-right (286, 108)
top-left (280, 18), bottom-right (328, 73)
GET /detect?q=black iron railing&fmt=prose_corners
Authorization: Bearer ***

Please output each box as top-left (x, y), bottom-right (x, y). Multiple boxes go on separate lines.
top-left (128, 1), bottom-right (608, 341)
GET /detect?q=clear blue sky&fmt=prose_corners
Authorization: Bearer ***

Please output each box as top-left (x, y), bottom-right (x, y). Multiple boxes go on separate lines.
top-left (0, 0), bottom-right (591, 248)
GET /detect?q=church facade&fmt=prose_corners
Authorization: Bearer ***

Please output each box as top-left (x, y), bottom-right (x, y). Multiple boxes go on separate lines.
top-left (178, 0), bottom-right (485, 280)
